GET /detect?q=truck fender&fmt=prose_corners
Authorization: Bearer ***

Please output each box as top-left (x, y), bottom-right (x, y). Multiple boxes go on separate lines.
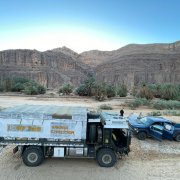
top-left (21, 146), bottom-right (44, 155)
top-left (96, 146), bottom-right (114, 155)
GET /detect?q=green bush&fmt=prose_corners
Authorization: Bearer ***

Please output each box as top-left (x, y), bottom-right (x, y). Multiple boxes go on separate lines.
top-left (76, 77), bottom-right (95, 96)
top-left (147, 84), bottom-right (161, 98)
top-left (0, 77), bottom-right (46, 95)
top-left (11, 82), bottom-right (24, 92)
top-left (37, 85), bottom-right (46, 94)
top-left (23, 82), bottom-right (38, 95)
top-left (99, 104), bottom-right (113, 110)
top-left (160, 84), bottom-right (178, 100)
top-left (59, 84), bottom-right (74, 95)
top-left (117, 84), bottom-right (127, 97)
top-left (152, 99), bottom-right (180, 110)
top-left (106, 85), bottom-right (116, 98)
top-left (163, 110), bottom-right (180, 116)
top-left (76, 84), bottom-right (88, 96)
top-left (146, 83), bottom-right (179, 100)
top-left (147, 111), bottom-right (162, 116)
top-left (137, 86), bottom-right (154, 100)
top-left (127, 98), bottom-right (150, 109)
top-left (23, 81), bottom-right (46, 95)
top-left (10, 77), bottom-right (29, 92)
top-left (133, 83), bottom-right (180, 101)
top-left (131, 86), bottom-right (138, 96)
top-left (94, 82), bottom-right (107, 101)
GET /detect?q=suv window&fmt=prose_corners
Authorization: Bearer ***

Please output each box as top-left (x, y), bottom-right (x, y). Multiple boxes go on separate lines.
top-left (151, 124), bottom-right (163, 132)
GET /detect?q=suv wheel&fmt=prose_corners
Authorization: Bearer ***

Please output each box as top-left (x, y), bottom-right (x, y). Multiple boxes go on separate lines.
top-left (175, 134), bottom-right (180, 142)
top-left (137, 132), bottom-right (147, 140)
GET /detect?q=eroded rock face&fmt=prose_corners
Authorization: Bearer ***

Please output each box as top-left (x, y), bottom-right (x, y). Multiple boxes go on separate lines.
top-left (0, 49), bottom-right (91, 88)
top-left (95, 53), bottom-right (180, 88)
top-left (0, 41), bottom-right (180, 89)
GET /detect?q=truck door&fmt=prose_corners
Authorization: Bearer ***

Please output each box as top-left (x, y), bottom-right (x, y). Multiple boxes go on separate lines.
top-left (149, 124), bottom-right (163, 141)
top-left (162, 123), bottom-right (174, 140)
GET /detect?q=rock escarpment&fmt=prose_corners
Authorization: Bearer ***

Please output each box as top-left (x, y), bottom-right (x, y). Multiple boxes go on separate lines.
top-left (0, 49), bottom-right (91, 88)
top-left (94, 41), bottom-right (180, 87)
top-left (0, 41), bottom-right (180, 89)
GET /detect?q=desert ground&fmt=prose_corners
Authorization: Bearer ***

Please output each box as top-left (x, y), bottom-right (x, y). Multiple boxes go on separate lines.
top-left (0, 95), bottom-right (179, 180)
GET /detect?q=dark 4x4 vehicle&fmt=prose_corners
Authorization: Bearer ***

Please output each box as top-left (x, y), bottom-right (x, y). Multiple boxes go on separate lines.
top-left (128, 114), bottom-right (180, 142)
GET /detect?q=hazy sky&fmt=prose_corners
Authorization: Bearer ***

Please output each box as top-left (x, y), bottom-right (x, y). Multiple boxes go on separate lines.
top-left (0, 0), bottom-right (180, 53)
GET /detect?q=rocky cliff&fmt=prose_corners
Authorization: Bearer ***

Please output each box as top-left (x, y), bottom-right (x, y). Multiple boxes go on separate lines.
top-left (0, 41), bottom-right (179, 89)
top-left (94, 41), bottom-right (180, 88)
top-left (0, 49), bottom-right (91, 88)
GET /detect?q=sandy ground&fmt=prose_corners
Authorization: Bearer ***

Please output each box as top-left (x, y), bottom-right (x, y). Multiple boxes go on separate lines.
top-left (0, 96), bottom-right (180, 180)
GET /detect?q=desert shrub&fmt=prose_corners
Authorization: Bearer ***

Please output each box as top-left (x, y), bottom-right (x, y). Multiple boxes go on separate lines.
top-left (23, 82), bottom-right (37, 95)
top-left (147, 111), bottom-right (162, 116)
top-left (163, 110), bottom-right (180, 116)
top-left (76, 84), bottom-right (88, 96)
top-left (146, 83), bottom-right (180, 100)
top-left (147, 84), bottom-right (161, 98)
top-left (131, 86), bottom-right (138, 96)
top-left (11, 82), bottom-right (25, 92)
top-left (23, 81), bottom-right (46, 95)
top-left (76, 77), bottom-right (95, 96)
top-left (83, 77), bottom-right (96, 96)
top-left (106, 85), bottom-right (116, 98)
top-left (117, 84), bottom-right (127, 97)
top-left (99, 104), bottom-right (113, 110)
top-left (133, 83), bottom-right (180, 100)
top-left (59, 84), bottom-right (73, 95)
top-left (0, 77), bottom-right (46, 95)
top-left (10, 77), bottom-right (29, 92)
top-left (152, 99), bottom-right (180, 110)
top-left (127, 98), bottom-right (150, 109)
top-left (137, 86), bottom-right (154, 100)
top-left (160, 84), bottom-right (179, 100)
top-left (37, 85), bottom-right (46, 94)
top-left (94, 82), bottom-right (107, 101)
top-left (25, 86), bottom-right (38, 95)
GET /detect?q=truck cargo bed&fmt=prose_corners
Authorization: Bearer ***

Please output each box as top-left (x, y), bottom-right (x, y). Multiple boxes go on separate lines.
top-left (0, 105), bottom-right (87, 144)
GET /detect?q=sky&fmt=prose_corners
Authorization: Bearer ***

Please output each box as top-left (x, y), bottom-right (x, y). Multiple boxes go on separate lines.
top-left (0, 0), bottom-right (180, 53)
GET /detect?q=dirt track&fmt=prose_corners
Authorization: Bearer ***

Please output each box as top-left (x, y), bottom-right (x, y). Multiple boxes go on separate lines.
top-left (0, 96), bottom-right (180, 180)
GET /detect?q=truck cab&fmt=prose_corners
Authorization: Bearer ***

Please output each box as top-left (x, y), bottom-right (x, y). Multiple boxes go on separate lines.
top-left (87, 112), bottom-right (131, 167)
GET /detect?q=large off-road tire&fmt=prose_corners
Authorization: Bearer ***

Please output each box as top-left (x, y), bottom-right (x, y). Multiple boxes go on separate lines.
top-left (22, 146), bottom-right (44, 167)
top-left (96, 148), bottom-right (117, 167)
top-left (137, 131), bottom-right (147, 140)
top-left (175, 134), bottom-right (180, 142)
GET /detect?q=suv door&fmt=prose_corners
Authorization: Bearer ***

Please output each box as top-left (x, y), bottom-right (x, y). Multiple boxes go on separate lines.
top-left (163, 123), bottom-right (174, 140)
top-left (149, 124), bottom-right (163, 141)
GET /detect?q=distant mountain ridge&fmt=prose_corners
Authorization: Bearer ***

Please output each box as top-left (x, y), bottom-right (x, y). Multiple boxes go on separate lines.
top-left (79, 41), bottom-right (180, 67)
top-left (0, 41), bottom-right (179, 88)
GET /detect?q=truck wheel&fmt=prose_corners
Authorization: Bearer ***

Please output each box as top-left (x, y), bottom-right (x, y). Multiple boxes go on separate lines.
top-left (22, 146), bottom-right (44, 167)
top-left (175, 134), bottom-right (180, 142)
top-left (137, 132), bottom-right (147, 140)
top-left (96, 148), bottom-right (116, 167)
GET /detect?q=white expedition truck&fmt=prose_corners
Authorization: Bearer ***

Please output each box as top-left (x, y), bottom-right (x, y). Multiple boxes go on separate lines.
top-left (0, 105), bottom-right (131, 167)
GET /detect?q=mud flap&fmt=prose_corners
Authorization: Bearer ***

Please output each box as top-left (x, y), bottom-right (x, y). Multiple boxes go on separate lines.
top-left (13, 146), bottom-right (19, 154)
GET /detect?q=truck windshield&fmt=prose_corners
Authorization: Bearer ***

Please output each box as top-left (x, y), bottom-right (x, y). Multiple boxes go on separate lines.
top-left (139, 117), bottom-right (151, 125)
